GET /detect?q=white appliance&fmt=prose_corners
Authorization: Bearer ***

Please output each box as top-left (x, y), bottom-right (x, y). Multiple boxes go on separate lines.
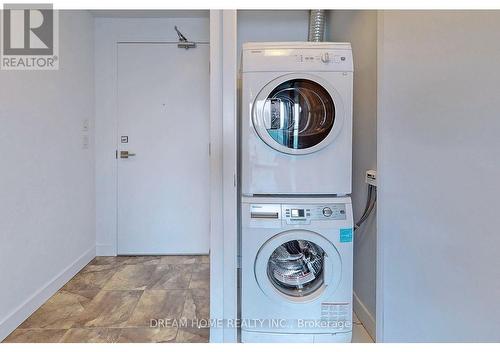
top-left (241, 196), bottom-right (353, 343)
top-left (241, 42), bottom-right (353, 196)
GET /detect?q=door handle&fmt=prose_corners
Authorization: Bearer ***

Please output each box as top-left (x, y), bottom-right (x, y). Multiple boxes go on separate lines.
top-left (120, 151), bottom-right (136, 159)
top-left (250, 212), bottom-right (279, 219)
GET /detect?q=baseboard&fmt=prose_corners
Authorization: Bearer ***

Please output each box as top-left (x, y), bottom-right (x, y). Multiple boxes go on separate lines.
top-left (0, 246), bottom-right (95, 341)
top-left (96, 243), bottom-right (116, 256)
top-left (353, 291), bottom-right (376, 341)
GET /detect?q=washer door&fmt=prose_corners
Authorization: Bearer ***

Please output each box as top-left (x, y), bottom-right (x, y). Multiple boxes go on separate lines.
top-left (252, 73), bottom-right (345, 155)
top-left (255, 230), bottom-right (342, 303)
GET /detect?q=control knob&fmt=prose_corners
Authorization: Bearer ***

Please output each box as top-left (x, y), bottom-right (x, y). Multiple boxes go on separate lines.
top-left (322, 207), bottom-right (333, 217)
top-left (321, 52), bottom-right (330, 63)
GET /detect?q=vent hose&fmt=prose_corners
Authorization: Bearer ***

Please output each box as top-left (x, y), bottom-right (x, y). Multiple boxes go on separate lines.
top-left (308, 10), bottom-right (326, 42)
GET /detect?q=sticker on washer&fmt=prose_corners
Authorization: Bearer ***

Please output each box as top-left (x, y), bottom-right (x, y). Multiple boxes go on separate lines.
top-left (340, 228), bottom-right (353, 242)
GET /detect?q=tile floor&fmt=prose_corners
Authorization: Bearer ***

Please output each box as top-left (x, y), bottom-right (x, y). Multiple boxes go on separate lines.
top-left (3, 255), bottom-right (373, 343)
top-left (352, 312), bottom-right (374, 343)
top-left (3, 256), bottom-right (210, 343)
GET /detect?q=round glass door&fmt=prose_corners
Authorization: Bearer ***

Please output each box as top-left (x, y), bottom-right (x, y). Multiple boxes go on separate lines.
top-left (255, 230), bottom-right (342, 303)
top-left (255, 78), bottom-right (336, 152)
top-left (267, 239), bottom-right (325, 297)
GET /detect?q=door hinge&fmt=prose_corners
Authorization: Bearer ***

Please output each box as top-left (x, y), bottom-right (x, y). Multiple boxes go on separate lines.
top-left (208, 142), bottom-right (211, 156)
top-left (115, 150), bottom-right (118, 159)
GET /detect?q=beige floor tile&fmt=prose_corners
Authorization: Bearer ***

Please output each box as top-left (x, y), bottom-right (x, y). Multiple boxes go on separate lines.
top-left (176, 327), bottom-right (209, 343)
top-left (103, 264), bottom-right (157, 290)
top-left (18, 291), bottom-right (89, 329)
top-left (198, 256), bottom-right (210, 264)
top-left (159, 255), bottom-right (209, 265)
top-left (189, 279), bottom-right (209, 289)
top-left (189, 264), bottom-right (210, 289)
top-left (119, 256), bottom-right (161, 266)
top-left (3, 329), bottom-right (67, 343)
top-left (181, 291), bottom-right (209, 321)
top-left (190, 288), bottom-right (210, 298)
top-left (117, 327), bottom-right (177, 343)
top-left (193, 263), bottom-right (210, 275)
top-left (89, 256), bottom-right (128, 266)
top-left (63, 264), bottom-right (118, 291)
top-left (352, 323), bottom-right (374, 343)
top-left (73, 290), bottom-right (143, 328)
top-left (149, 264), bottom-right (192, 290)
top-left (127, 290), bottom-right (187, 327)
top-left (160, 256), bottom-right (198, 265)
top-left (60, 328), bottom-right (122, 343)
top-left (58, 289), bottom-right (101, 309)
top-left (7, 256), bottom-right (211, 343)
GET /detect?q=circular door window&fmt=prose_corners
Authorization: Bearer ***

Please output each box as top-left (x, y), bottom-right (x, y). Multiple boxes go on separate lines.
top-left (252, 74), bottom-right (344, 155)
top-left (267, 239), bottom-right (325, 297)
top-left (254, 230), bottom-right (342, 303)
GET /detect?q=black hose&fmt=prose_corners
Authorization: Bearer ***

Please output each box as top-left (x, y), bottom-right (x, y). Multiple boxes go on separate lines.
top-left (359, 190), bottom-right (377, 224)
top-left (354, 184), bottom-right (377, 231)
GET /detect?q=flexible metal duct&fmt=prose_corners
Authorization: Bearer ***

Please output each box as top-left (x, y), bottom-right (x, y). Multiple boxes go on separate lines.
top-left (308, 10), bottom-right (326, 42)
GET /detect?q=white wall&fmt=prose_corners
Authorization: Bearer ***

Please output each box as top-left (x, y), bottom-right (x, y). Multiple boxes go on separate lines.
top-left (237, 10), bottom-right (309, 67)
top-left (378, 11), bottom-right (500, 342)
top-left (94, 15), bottom-right (210, 255)
top-left (327, 10), bottom-right (378, 339)
top-left (0, 11), bottom-right (95, 340)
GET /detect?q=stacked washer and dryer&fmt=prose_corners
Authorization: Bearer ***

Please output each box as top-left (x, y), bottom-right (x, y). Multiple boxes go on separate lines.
top-left (240, 42), bottom-right (354, 342)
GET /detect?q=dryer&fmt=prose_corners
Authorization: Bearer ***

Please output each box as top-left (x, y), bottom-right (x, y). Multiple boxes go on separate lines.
top-left (241, 196), bottom-right (353, 343)
top-left (241, 42), bottom-right (353, 196)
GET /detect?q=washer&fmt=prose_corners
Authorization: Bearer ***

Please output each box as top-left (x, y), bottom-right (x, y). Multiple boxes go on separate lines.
top-left (241, 42), bottom-right (353, 196)
top-left (241, 196), bottom-right (353, 343)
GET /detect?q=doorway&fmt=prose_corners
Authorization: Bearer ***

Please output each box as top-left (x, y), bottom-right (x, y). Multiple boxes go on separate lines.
top-left (116, 42), bottom-right (210, 255)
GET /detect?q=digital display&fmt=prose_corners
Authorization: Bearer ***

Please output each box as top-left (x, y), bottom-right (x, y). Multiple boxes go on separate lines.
top-left (291, 209), bottom-right (305, 218)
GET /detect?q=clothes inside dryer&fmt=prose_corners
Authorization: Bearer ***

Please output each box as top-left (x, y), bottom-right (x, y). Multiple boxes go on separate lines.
top-left (263, 79), bottom-right (335, 149)
top-left (267, 239), bottom-right (325, 297)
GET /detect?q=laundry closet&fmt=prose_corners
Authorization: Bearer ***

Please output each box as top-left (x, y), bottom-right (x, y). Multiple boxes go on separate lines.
top-left (235, 10), bottom-right (377, 342)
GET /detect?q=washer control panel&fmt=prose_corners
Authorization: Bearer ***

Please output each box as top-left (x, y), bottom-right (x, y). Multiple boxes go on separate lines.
top-left (282, 204), bottom-right (346, 224)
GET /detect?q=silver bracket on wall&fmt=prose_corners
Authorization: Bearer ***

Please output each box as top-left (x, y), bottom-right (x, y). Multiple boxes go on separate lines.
top-left (174, 26), bottom-right (196, 49)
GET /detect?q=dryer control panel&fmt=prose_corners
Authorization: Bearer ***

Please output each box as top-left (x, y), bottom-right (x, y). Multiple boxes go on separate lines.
top-left (242, 42), bottom-right (353, 73)
top-left (282, 204), bottom-right (346, 225)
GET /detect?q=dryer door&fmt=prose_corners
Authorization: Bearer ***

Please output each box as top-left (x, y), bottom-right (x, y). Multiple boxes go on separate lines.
top-left (255, 230), bottom-right (342, 303)
top-left (252, 73), bottom-right (345, 155)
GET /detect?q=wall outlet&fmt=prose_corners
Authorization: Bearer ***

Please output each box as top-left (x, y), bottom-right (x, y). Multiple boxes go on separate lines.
top-left (366, 169), bottom-right (377, 187)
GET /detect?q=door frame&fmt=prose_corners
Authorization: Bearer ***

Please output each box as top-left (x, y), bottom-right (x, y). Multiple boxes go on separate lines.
top-left (209, 10), bottom-right (238, 342)
top-left (95, 16), bottom-right (212, 256)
